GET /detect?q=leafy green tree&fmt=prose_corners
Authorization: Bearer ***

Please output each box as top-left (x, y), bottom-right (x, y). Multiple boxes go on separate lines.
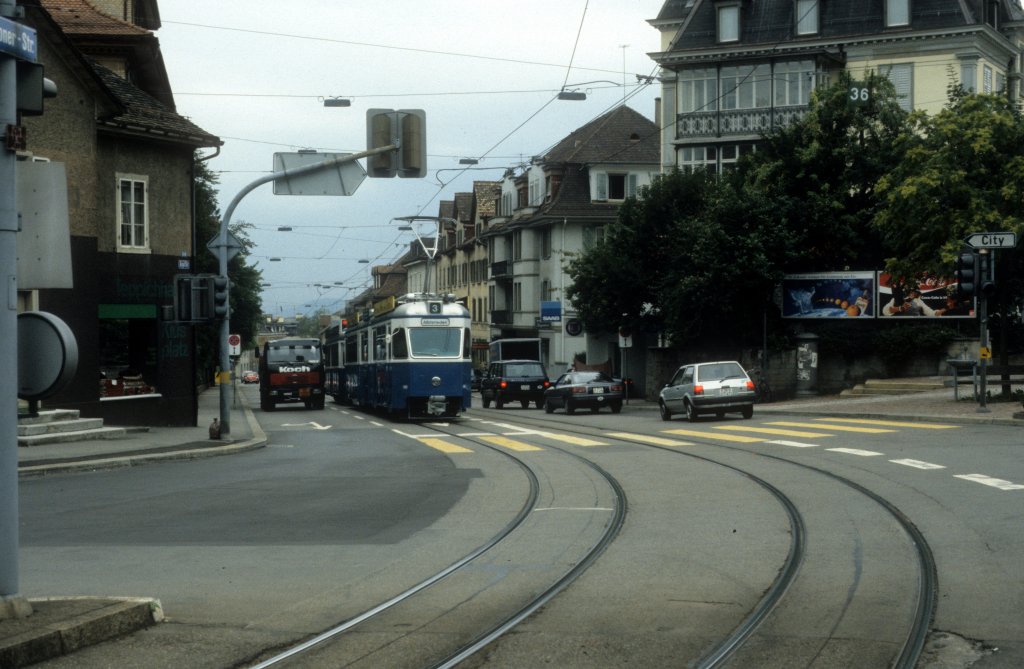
top-left (874, 86), bottom-right (1024, 277)
top-left (192, 158), bottom-right (263, 381)
top-left (747, 71), bottom-right (911, 271)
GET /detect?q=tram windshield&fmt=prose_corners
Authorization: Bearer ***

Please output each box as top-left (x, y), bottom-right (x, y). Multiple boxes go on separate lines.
top-left (408, 327), bottom-right (463, 357)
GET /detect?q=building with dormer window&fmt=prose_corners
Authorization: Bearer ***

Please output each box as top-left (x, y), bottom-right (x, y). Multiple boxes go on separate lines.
top-left (649, 0), bottom-right (1024, 174)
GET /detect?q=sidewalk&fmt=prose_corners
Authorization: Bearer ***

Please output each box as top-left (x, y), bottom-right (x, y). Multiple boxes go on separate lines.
top-left (2, 380), bottom-right (1020, 667)
top-left (17, 384), bottom-right (267, 477)
top-left (2, 386), bottom-right (266, 668)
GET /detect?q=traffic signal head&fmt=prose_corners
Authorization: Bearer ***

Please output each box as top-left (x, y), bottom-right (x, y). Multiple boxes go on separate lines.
top-left (366, 109), bottom-right (427, 178)
top-left (954, 251), bottom-right (977, 298)
top-left (210, 276), bottom-right (230, 319)
top-left (978, 252), bottom-right (997, 298)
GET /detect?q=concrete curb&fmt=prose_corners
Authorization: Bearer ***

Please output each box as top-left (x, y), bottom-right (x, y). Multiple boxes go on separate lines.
top-left (0, 596), bottom-right (162, 668)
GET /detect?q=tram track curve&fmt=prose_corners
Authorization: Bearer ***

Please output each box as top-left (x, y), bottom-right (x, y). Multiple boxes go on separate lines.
top-left (458, 409), bottom-right (936, 668)
top-left (245, 418), bottom-right (627, 668)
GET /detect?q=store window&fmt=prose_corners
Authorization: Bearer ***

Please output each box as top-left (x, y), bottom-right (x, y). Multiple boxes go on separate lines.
top-left (98, 314), bottom-right (158, 397)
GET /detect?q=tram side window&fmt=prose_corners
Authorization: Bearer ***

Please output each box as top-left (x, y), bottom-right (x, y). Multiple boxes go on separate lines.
top-left (391, 328), bottom-right (408, 359)
top-left (373, 326), bottom-right (387, 360)
top-left (360, 332), bottom-right (368, 362)
top-left (463, 328), bottom-right (471, 359)
top-left (345, 336), bottom-right (357, 365)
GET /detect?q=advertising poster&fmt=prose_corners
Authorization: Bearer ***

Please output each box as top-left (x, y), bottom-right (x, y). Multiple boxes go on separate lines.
top-left (782, 272), bottom-right (875, 318)
top-left (877, 273), bottom-right (974, 318)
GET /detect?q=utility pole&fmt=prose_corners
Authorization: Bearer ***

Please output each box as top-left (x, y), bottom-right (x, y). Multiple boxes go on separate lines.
top-left (0, 2), bottom-right (37, 618)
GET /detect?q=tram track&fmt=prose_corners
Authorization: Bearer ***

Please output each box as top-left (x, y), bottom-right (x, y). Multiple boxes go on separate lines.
top-left (456, 409), bottom-right (936, 668)
top-left (244, 418), bottom-right (627, 669)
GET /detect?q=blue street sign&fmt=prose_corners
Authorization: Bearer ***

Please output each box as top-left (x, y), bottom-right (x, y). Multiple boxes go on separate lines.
top-left (0, 17), bottom-right (37, 62)
top-left (540, 300), bottom-right (562, 322)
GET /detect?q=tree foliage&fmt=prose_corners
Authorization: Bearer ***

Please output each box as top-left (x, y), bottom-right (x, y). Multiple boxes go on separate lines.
top-left (192, 158), bottom-right (263, 380)
top-left (874, 86), bottom-right (1024, 278)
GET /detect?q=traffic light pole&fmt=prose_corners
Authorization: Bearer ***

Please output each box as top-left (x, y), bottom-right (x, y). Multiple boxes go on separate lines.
top-left (211, 145), bottom-right (396, 435)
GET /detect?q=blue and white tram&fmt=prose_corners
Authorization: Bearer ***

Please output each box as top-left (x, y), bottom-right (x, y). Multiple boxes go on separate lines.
top-left (343, 294), bottom-right (472, 419)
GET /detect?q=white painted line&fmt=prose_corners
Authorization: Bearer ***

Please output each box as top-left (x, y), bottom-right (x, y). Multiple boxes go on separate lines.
top-left (391, 429), bottom-right (442, 439)
top-left (370, 421), bottom-right (383, 427)
top-left (891, 459), bottom-right (946, 470)
top-left (766, 440), bottom-right (819, 448)
top-left (534, 507), bottom-right (615, 512)
top-left (454, 431), bottom-right (498, 437)
top-left (826, 447), bottom-right (884, 457)
top-left (954, 474), bottom-right (1024, 491)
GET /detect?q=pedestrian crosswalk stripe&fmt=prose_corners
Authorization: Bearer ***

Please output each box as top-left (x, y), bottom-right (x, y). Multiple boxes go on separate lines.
top-left (663, 429), bottom-right (764, 443)
top-left (811, 418), bottom-right (958, 430)
top-left (535, 433), bottom-right (608, 447)
top-left (826, 447), bottom-right (884, 457)
top-left (606, 432), bottom-right (695, 447)
top-left (891, 459), bottom-right (946, 470)
top-left (419, 438), bottom-right (473, 454)
top-left (766, 421), bottom-right (894, 434)
top-left (715, 425), bottom-right (834, 438)
top-left (954, 474), bottom-right (1024, 491)
top-left (480, 435), bottom-right (544, 452)
top-left (766, 440), bottom-right (819, 448)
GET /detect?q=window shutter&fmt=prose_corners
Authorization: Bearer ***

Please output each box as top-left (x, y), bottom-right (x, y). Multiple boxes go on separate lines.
top-left (595, 173), bottom-right (608, 200)
top-left (884, 64), bottom-right (913, 111)
top-left (627, 174), bottom-right (638, 198)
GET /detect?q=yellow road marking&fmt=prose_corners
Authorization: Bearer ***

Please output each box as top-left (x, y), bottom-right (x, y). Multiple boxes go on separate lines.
top-left (606, 432), bottom-right (695, 447)
top-left (765, 421), bottom-right (894, 434)
top-left (480, 435), bottom-right (544, 452)
top-left (536, 433), bottom-right (608, 447)
top-left (419, 438), bottom-right (472, 454)
top-left (663, 429), bottom-right (764, 443)
top-left (812, 418), bottom-right (959, 430)
top-left (715, 425), bottom-right (834, 438)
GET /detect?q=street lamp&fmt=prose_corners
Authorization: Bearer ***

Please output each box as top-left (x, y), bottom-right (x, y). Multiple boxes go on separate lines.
top-left (459, 158), bottom-right (479, 165)
top-left (323, 97), bottom-right (351, 108)
top-left (269, 257), bottom-right (281, 262)
top-left (277, 226), bottom-right (292, 231)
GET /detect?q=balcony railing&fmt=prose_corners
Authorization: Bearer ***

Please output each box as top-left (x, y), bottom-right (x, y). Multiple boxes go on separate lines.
top-left (677, 105), bottom-right (809, 139)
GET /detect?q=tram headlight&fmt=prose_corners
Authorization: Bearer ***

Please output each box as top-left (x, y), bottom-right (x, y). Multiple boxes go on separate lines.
top-left (431, 376), bottom-right (442, 387)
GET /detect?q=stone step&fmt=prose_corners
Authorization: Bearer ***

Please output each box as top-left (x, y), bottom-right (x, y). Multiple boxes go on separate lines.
top-left (18, 427), bottom-right (128, 447)
top-left (18, 418), bottom-right (105, 437)
top-left (17, 409), bottom-right (80, 425)
top-left (840, 378), bottom-right (947, 397)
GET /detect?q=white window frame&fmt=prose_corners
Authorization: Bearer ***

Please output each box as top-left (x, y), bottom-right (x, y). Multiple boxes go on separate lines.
top-left (796, 0), bottom-right (818, 35)
top-left (718, 4), bottom-right (740, 43)
top-left (116, 173), bottom-right (150, 253)
top-left (886, 0), bottom-right (909, 27)
top-left (678, 68), bottom-right (718, 113)
top-left (883, 63), bottom-right (914, 111)
top-left (983, 65), bottom-right (993, 93)
top-left (773, 60), bottom-right (815, 107)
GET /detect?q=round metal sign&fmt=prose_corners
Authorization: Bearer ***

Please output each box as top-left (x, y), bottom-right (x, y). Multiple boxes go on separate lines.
top-left (18, 311), bottom-right (78, 401)
top-left (565, 318), bottom-right (583, 337)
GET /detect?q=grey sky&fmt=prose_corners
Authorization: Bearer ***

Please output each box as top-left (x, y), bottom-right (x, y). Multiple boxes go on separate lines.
top-left (155, 1), bottom-right (665, 316)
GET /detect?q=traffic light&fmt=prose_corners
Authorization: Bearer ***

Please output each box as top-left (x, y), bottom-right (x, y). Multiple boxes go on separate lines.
top-left (210, 276), bottom-right (230, 319)
top-left (954, 251), bottom-right (977, 298)
top-left (979, 252), bottom-right (997, 299)
top-left (173, 274), bottom-right (195, 322)
top-left (366, 109), bottom-right (427, 178)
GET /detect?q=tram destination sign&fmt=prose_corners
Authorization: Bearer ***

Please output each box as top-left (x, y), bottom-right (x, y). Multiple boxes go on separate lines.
top-left (0, 17), bottom-right (37, 61)
top-left (964, 232), bottom-right (1016, 249)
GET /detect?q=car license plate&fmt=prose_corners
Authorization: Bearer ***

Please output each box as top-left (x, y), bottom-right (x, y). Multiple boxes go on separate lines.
top-left (592, 387), bottom-right (604, 393)
top-left (521, 384), bottom-right (530, 390)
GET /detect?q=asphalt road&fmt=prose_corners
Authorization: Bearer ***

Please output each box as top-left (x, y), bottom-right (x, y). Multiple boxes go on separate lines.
top-left (18, 392), bottom-right (1024, 668)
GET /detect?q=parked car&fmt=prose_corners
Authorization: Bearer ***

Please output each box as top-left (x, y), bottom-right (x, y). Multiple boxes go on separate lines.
top-left (241, 370), bottom-right (259, 384)
top-left (480, 359), bottom-right (550, 409)
top-left (543, 371), bottom-right (624, 414)
top-left (658, 360), bottom-right (755, 422)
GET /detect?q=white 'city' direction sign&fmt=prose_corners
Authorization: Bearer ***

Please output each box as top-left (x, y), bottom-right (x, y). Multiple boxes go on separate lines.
top-left (964, 232), bottom-right (1017, 249)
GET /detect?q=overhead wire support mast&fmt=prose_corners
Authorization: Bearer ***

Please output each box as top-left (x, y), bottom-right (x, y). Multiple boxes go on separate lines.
top-left (212, 144), bottom-right (397, 435)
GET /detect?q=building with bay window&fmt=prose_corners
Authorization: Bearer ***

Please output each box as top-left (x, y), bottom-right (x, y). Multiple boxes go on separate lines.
top-left (650, 0), bottom-right (1024, 173)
